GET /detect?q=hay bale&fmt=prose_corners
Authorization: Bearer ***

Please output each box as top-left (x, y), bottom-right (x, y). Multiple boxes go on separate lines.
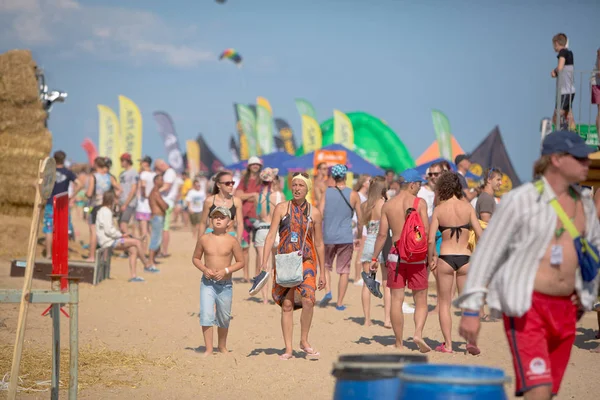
top-left (0, 202), bottom-right (32, 218)
top-left (0, 173), bottom-right (37, 205)
top-left (0, 129), bottom-right (53, 175)
top-left (0, 104), bottom-right (47, 133)
top-left (0, 49), bottom-right (39, 104)
top-left (0, 214), bottom-right (33, 257)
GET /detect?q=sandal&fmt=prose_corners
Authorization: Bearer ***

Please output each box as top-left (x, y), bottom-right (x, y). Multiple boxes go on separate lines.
top-left (144, 265), bottom-right (160, 273)
top-left (300, 345), bottom-right (320, 360)
top-left (435, 343), bottom-right (452, 353)
top-left (361, 271), bottom-right (383, 298)
top-left (128, 276), bottom-right (145, 283)
top-left (466, 343), bottom-right (481, 355)
top-left (279, 353), bottom-right (293, 360)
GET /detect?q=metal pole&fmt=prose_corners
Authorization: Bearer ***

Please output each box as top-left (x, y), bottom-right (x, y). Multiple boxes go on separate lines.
top-left (50, 275), bottom-right (61, 400)
top-left (68, 279), bottom-right (79, 400)
top-left (51, 303), bottom-right (60, 400)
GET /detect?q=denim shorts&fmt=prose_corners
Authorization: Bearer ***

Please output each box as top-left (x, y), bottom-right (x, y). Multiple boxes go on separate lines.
top-left (200, 276), bottom-right (233, 328)
top-left (150, 215), bottom-right (164, 251)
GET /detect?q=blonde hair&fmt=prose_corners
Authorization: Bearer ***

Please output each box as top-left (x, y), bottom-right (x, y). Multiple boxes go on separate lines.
top-left (353, 174), bottom-right (370, 191)
top-left (552, 33), bottom-right (567, 46)
top-left (533, 155), bottom-right (553, 179)
top-left (361, 176), bottom-right (387, 224)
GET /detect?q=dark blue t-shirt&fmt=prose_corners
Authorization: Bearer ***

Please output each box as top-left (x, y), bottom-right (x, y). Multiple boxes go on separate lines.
top-left (47, 167), bottom-right (77, 205)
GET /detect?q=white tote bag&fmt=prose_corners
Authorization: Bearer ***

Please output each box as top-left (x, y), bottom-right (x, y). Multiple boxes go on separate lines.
top-left (275, 203), bottom-right (311, 288)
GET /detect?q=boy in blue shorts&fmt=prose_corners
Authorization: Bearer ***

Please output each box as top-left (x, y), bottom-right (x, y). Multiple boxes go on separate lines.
top-left (192, 206), bottom-right (244, 356)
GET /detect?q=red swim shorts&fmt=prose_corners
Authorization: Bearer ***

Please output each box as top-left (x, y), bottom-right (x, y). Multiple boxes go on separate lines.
top-left (386, 246), bottom-right (428, 290)
top-left (503, 291), bottom-right (576, 397)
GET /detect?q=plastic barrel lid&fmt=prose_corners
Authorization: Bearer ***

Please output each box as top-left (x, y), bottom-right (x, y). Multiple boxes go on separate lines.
top-left (338, 354), bottom-right (428, 364)
top-left (332, 354), bottom-right (428, 380)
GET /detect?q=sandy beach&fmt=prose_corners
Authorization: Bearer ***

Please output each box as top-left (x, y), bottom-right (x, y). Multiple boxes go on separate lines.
top-left (1, 217), bottom-right (599, 400)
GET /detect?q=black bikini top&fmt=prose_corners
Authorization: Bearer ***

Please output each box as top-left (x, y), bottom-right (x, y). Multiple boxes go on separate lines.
top-left (438, 224), bottom-right (471, 241)
top-left (210, 196), bottom-right (236, 220)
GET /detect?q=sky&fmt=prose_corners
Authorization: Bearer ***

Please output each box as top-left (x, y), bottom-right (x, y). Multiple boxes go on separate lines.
top-left (1, 0), bottom-right (599, 180)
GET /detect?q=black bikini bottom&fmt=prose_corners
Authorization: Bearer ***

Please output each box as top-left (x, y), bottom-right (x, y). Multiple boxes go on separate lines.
top-left (438, 255), bottom-right (470, 271)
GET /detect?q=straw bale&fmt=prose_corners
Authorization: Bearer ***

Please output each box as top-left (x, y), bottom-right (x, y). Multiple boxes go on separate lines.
top-left (0, 129), bottom-right (53, 176)
top-left (0, 49), bottom-right (40, 104)
top-left (0, 173), bottom-right (37, 205)
top-left (0, 202), bottom-right (32, 218)
top-left (0, 104), bottom-right (47, 133)
top-left (0, 213), bottom-right (32, 257)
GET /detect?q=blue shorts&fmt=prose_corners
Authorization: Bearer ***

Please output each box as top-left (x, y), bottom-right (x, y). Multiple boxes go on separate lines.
top-left (43, 204), bottom-right (73, 235)
top-left (435, 231), bottom-right (442, 255)
top-left (200, 276), bottom-right (233, 328)
top-left (150, 216), bottom-right (164, 251)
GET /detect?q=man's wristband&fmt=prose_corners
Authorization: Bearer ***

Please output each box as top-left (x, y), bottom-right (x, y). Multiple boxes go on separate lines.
top-left (225, 267), bottom-right (230, 274)
top-left (463, 310), bottom-right (480, 317)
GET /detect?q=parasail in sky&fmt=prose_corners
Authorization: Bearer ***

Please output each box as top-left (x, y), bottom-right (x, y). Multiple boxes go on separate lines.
top-left (219, 48), bottom-right (242, 66)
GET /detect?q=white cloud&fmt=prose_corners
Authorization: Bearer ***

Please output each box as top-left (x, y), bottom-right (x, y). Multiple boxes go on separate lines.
top-left (0, 0), bottom-right (215, 68)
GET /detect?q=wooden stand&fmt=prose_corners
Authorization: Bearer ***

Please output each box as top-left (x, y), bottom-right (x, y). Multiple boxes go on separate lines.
top-left (8, 157), bottom-right (56, 399)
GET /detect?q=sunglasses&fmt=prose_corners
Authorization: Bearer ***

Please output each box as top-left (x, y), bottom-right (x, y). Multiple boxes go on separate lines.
top-left (427, 172), bottom-right (441, 177)
top-left (219, 181), bottom-right (235, 186)
top-left (562, 153), bottom-right (590, 163)
top-left (293, 172), bottom-right (309, 178)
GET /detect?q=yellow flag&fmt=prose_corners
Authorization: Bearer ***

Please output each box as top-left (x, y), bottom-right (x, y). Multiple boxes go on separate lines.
top-left (186, 140), bottom-right (201, 178)
top-left (333, 110), bottom-right (354, 149)
top-left (302, 115), bottom-right (322, 153)
top-left (236, 120), bottom-right (250, 160)
top-left (118, 95), bottom-right (143, 177)
top-left (97, 104), bottom-right (120, 173)
top-left (256, 96), bottom-right (272, 114)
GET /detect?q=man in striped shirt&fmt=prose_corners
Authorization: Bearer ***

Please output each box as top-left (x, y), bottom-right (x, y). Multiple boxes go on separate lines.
top-left (455, 130), bottom-right (600, 399)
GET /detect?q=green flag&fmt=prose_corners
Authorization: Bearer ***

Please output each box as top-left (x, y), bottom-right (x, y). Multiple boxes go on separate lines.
top-left (431, 109), bottom-right (453, 161)
top-left (295, 98), bottom-right (317, 120)
top-left (256, 97), bottom-right (273, 155)
top-left (237, 104), bottom-right (257, 157)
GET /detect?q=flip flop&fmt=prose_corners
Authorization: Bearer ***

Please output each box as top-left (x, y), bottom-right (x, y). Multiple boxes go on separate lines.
top-left (279, 353), bottom-right (293, 360)
top-left (413, 337), bottom-right (431, 353)
top-left (435, 343), bottom-right (452, 353)
top-left (300, 346), bottom-right (320, 360)
top-left (361, 271), bottom-right (383, 298)
top-left (466, 343), bottom-right (481, 355)
top-left (319, 292), bottom-right (332, 307)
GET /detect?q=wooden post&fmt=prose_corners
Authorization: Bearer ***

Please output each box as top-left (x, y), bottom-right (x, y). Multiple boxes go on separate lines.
top-left (8, 157), bottom-right (56, 399)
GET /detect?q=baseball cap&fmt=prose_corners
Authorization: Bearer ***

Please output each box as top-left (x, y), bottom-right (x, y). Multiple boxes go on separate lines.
top-left (331, 164), bottom-right (348, 179)
top-left (400, 168), bottom-right (427, 183)
top-left (454, 154), bottom-right (470, 165)
top-left (120, 153), bottom-right (132, 161)
top-left (209, 206), bottom-right (232, 219)
top-left (139, 155), bottom-right (152, 164)
top-left (541, 130), bottom-right (594, 158)
top-left (248, 156), bottom-right (263, 166)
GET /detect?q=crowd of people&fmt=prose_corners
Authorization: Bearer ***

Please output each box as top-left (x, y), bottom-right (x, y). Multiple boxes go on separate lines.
top-left (193, 131), bottom-right (600, 400)
top-left (42, 128), bottom-right (600, 399)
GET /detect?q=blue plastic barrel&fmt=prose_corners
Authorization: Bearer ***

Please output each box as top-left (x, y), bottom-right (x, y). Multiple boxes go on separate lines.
top-left (398, 364), bottom-right (508, 400)
top-left (332, 354), bottom-right (427, 400)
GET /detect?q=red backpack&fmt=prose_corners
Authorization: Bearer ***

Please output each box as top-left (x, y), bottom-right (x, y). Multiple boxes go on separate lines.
top-left (397, 197), bottom-right (427, 263)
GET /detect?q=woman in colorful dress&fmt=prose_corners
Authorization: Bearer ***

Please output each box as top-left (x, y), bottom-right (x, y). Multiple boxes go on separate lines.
top-left (258, 172), bottom-right (326, 360)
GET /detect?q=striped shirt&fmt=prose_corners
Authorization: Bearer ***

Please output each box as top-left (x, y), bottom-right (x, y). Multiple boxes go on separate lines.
top-left (453, 176), bottom-right (600, 317)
